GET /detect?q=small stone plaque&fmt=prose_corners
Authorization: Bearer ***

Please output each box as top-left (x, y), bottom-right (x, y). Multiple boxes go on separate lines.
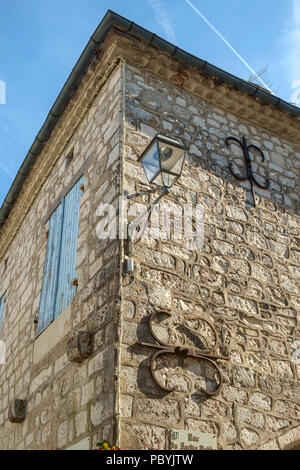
top-left (67, 437), bottom-right (90, 450)
top-left (170, 430), bottom-right (217, 450)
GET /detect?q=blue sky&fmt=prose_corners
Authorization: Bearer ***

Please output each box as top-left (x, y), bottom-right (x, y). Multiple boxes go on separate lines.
top-left (0, 0), bottom-right (299, 206)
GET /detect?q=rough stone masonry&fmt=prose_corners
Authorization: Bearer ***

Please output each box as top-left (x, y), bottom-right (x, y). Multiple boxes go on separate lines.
top-left (0, 17), bottom-right (299, 450)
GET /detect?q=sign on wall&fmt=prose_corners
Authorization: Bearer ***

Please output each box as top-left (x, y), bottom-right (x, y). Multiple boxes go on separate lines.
top-left (170, 430), bottom-right (217, 450)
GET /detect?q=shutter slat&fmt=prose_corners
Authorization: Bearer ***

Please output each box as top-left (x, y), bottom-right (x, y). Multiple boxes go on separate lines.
top-left (36, 202), bottom-right (64, 336)
top-left (54, 177), bottom-right (83, 319)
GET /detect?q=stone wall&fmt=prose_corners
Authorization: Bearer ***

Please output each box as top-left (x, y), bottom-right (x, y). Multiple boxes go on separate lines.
top-left (0, 31), bottom-right (299, 451)
top-left (119, 63), bottom-right (300, 450)
top-left (0, 63), bottom-right (123, 450)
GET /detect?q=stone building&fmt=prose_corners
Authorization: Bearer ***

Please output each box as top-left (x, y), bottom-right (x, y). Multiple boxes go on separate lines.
top-left (0, 10), bottom-right (299, 450)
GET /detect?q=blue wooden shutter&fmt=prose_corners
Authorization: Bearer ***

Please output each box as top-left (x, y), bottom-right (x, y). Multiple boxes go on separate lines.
top-left (0, 293), bottom-right (7, 328)
top-left (36, 202), bottom-right (64, 336)
top-left (54, 177), bottom-right (83, 319)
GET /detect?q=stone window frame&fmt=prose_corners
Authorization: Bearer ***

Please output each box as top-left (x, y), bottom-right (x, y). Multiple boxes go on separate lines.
top-left (36, 176), bottom-right (85, 337)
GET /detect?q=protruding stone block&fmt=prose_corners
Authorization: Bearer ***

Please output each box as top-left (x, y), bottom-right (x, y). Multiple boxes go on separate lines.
top-left (8, 399), bottom-right (27, 423)
top-left (66, 331), bottom-right (93, 363)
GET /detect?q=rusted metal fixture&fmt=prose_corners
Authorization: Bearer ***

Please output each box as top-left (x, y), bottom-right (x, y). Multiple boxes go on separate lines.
top-left (8, 399), bottom-right (27, 423)
top-left (226, 136), bottom-right (270, 207)
top-left (138, 311), bottom-right (229, 396)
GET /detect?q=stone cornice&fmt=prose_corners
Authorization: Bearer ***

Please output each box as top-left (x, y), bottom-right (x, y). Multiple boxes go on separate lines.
top-left (0, 32), bottom-right (299, 260)
top-left (116, 34), bottom-right (300, 144)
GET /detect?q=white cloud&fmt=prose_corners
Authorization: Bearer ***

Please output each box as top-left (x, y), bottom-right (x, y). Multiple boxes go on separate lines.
top-left (0, 81), bottom-right (6, 105)
top-left (147, 0), bottom-right (177, 44)
top-left (283, 0), bottom-right (300, 83)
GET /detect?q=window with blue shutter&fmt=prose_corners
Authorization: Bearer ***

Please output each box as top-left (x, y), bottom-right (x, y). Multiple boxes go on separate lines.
top-left (36, 177), bottom-right (83, 336)
top-left (0, 292), bottom-right (7, 328)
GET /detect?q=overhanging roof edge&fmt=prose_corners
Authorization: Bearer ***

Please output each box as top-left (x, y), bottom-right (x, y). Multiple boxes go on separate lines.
top-left (0, 9), bottom-right (299, 229)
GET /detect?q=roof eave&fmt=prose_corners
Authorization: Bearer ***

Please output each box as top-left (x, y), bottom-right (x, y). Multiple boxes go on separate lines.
top-left (0, 9), bottom-right (299, 229)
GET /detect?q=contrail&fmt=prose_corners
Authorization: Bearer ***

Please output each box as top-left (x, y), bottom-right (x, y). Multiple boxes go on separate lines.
top-left (184, 0), bottom-right (273, 93)
top-left (147, 0), bottom-right (177, 44)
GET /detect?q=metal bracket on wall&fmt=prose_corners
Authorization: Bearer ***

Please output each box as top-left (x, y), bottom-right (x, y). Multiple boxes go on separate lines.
top-left (8, 399), bottom-right (27, 423)
top-left (138, 311), bottom-right (229, 397)
top-left (226, 136), bottom-right (270, 207)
